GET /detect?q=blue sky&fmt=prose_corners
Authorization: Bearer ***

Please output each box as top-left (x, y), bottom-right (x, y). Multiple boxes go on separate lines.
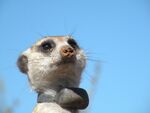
top-left (0, 0), bottom-right (150, 113)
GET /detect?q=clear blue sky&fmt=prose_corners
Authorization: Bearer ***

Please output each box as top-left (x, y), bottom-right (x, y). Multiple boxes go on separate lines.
top-left (0, 0), bottom-right (150, 113)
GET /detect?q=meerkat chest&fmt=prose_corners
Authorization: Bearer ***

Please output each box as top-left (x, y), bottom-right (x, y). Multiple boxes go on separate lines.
top-left (32, 103), bottom-right (77, 113)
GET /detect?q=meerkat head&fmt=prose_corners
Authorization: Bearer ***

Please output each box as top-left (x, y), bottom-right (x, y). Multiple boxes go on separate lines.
top-left (17, 36), bottom-right (86, 93)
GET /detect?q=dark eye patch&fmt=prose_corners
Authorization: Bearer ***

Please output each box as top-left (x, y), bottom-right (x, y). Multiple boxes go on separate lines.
top-left (40, 40), bottom-right (55, 53)
top-left (67, 38), bottom-right (79, 49)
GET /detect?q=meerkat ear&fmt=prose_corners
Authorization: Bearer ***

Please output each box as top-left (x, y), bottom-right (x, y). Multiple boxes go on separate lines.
top-left (17, 55), bottom-right (28, 74)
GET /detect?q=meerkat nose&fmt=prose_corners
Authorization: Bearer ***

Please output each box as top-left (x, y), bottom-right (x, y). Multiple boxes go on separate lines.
top-left (60, 45), bottom-right (76, 59)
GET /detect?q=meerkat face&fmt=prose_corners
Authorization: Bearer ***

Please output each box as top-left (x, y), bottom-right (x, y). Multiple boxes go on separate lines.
top-left (17, 36), bottom-right (86, 92)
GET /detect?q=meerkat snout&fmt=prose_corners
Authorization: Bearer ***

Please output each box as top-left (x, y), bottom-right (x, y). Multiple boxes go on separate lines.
top-left (60, 45), bottom-right (76, 59)
top-left (17, 36), bottom-right (86, 93)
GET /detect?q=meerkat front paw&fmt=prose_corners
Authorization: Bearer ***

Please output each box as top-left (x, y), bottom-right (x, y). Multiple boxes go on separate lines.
top-left (56, 87), bottom-right (89, 110)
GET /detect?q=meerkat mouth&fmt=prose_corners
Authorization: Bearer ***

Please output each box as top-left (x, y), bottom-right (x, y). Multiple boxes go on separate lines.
top-left (56, 57), bottom-right (76, 66)
top-left (62, 58), bottom-right (76, 64)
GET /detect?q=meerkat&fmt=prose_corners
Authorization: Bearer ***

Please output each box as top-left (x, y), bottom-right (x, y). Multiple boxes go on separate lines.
top-left (17, 36), bottom-right (89, 113)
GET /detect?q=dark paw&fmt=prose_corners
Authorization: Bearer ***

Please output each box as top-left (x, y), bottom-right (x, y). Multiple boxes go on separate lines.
top-left (56, 87), bottom-right (89, 110)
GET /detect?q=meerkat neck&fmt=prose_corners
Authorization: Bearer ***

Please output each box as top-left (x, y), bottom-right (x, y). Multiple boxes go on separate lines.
top-left (43, 89), bottom-right (57, 97)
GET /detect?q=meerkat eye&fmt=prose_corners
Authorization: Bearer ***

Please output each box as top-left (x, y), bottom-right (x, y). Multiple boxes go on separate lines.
top-left (67, 38), bottom-right (79, 49)
top-left (42, 43), bottom-right (52, 50)
top-left (41, 40), bottom-right (55, 52)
